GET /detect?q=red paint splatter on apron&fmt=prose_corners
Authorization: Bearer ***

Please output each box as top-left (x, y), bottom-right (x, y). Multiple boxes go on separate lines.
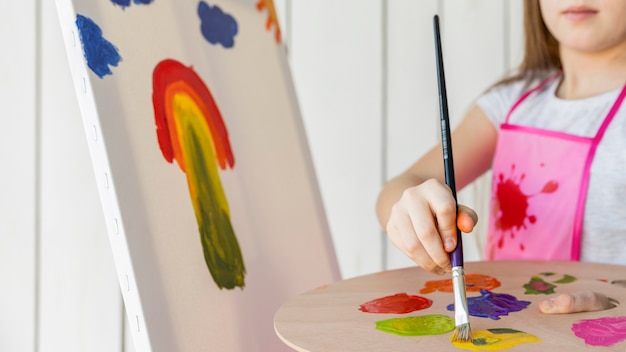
top-left (494, 163), bottom-right (558, 250)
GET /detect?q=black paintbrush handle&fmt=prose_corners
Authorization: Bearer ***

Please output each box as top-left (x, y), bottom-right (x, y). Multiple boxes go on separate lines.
top-left (433, 15), bottom-right (464, 268)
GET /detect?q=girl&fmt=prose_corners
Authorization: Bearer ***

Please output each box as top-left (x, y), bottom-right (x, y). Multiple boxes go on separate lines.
top-left (376, 0), bottom-right (626, 314)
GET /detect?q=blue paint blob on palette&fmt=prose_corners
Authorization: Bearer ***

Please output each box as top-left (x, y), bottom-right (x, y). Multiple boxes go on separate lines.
top-left (447, 289), bottom-right (531, 320)
top-left (198, 1), bottom-right (238, 48)
top-left (75, 14), bottom-right (122, 79)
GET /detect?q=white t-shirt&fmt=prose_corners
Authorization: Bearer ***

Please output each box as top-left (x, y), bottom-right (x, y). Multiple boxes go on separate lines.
top-left (476, 75), bottom-right (626, 266)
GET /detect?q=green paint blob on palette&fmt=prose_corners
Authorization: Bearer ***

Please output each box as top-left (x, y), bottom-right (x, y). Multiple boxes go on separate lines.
top-left (523, 273), bottom-right (577, 294)
top-left (375, 314), bottom-right (454, 336)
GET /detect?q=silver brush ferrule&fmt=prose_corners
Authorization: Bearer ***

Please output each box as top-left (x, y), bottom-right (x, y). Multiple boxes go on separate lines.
top-left (452, 266), bottom-right (470, 326)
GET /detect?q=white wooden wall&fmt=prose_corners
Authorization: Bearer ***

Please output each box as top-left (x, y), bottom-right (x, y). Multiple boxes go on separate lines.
top-left (0, 1), bottom-right (522, 351)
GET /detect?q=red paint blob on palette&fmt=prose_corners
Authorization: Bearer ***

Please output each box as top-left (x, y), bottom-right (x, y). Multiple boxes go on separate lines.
top-left (420, 274), bottom-right (501, 294)
top-left (359, 293), bottom-right (432, 314)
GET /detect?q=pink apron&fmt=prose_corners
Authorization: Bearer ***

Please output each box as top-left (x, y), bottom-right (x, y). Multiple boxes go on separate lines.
top-left (486, 75), bottom-right (626, 261)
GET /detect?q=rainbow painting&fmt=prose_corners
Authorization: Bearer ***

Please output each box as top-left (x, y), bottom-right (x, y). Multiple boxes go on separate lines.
top-left (152, 58), bottom-right (245, 290)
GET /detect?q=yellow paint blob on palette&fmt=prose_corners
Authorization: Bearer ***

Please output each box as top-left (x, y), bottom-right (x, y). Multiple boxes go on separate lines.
top-left (452, 329), bottom-right (540, 351)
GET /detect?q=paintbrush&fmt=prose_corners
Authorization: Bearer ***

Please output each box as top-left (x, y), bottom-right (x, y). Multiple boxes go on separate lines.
top-left (432, 14), bottom-right (472, 342)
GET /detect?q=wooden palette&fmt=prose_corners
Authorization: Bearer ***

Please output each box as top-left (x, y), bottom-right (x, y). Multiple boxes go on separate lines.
top-left (274, 261), bottom-right (626, 351)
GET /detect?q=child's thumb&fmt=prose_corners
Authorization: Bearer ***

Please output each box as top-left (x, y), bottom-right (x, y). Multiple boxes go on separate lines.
top-left (457, 204), bottom-right (478, 233)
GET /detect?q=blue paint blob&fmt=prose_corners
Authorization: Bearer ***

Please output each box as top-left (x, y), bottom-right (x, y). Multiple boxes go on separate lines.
top-left (447, 289), bottom-right (531, 320)
top-left (75, 14), bottom-right (122, 79)
top-left (198, 1), bottom-right (238, 48)
top-left (111, 0), bottom-right (131, 6)
top-left (111, 0), bottom-right (154, 9)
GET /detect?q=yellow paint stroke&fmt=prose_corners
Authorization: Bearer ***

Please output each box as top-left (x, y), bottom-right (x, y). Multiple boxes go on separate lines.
top-left (452, 329), bottom-right (540, 351)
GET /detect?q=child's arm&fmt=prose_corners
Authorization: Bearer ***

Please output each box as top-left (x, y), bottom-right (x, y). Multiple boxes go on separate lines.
top-left (376, 105), bottom-right (497, 275)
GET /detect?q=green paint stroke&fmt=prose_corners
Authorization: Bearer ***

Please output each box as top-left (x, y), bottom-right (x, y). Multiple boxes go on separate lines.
top-left (184, 125), bottom-right (245, 289)
top-left (375, 314), bottom-right (454, 336)
top-left (553, 274), bottom-right (577, 284)
top-left (523, 276), bottom-right (556, 295)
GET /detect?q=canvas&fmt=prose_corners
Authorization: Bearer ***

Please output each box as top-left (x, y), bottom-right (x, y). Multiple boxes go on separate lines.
top-left (55, 1), bottom-right (340, 350)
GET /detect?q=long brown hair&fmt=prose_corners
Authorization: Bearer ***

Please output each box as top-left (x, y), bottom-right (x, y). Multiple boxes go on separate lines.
top-left (496, 0), bottom-right (561, 87)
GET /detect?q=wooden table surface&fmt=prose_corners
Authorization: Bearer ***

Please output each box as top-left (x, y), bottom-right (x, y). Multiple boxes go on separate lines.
top-left (274, 261), bottom-right (626, 351)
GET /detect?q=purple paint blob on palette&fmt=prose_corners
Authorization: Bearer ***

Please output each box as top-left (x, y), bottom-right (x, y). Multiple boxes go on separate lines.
top-left (447, 289), bottom-right (530, 320)
top-left (572, 316), bottom-right (626, 347)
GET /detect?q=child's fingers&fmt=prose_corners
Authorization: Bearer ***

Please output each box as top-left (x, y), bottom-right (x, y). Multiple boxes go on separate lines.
top-left (401, 193), bottom-right (451, 274)
top-left (414, 179), bottom-right (458, 254)
top-left (538, 291), bottom-right (616, 314)
top-left (410, 206), bottom-right (451, 274)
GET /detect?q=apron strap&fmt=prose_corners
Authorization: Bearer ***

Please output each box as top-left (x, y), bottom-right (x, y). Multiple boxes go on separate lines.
top-left (572, 83), bottom-right (626, 259)
top-left (594, 84), bottom-right (626, 141)
top-left (505, 71), bottom-right (562, 124)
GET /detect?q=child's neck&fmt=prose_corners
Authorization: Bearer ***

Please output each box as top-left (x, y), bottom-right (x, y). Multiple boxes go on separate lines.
top-left (558, 44), bottom-right (626, 100)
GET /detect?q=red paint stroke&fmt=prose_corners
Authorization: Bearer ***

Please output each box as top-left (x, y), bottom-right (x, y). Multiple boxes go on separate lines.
top-left (420, 274), bottom-right (501, 294)
top-left (359, 293), bottom-right (432, 314)
top-left (256, 0), bottom-right (281, 43)
top-left (493, 163), bottom-right (558, 250)
top-left (153, 59), bottom-right (234, 171)
top-left (572, 316), bottom-right (626, 347)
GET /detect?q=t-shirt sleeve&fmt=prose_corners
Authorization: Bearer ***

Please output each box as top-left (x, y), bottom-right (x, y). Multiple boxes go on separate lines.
top-left (475, 80), bottom-right (527, 127)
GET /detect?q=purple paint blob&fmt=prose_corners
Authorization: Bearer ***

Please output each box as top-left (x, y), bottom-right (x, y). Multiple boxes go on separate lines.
top-left (572, 316), bottom-right (626, 347)
top-left (447, 289), bottom-right (530, 320)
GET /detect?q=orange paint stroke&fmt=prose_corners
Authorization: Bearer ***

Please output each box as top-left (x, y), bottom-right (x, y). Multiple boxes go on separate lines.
top-left (256, 0), bottom-right (281, 43)
top-left (420, 274), bottom-right (501, 294)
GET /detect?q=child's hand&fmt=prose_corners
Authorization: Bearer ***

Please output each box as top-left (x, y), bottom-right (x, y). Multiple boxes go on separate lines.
top-left (384, 178), bottom-right (478, 275)
top-left (539, 291), bottom-right (616, 314)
